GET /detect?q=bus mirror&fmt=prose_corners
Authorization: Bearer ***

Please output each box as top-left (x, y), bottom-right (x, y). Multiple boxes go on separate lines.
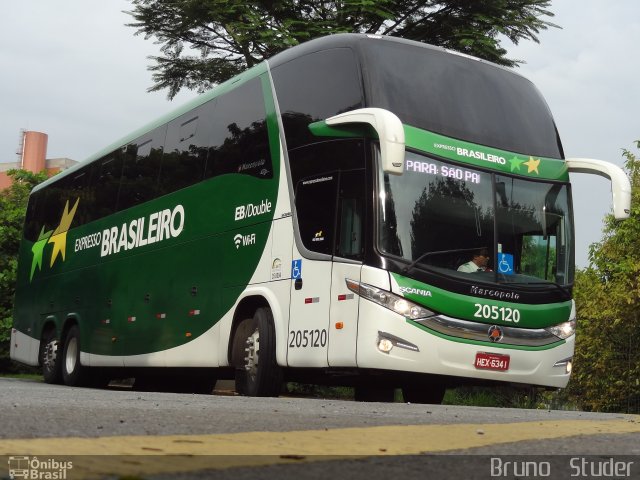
top-left (325, 108), bottom-right (405, 175)
top-left (566, 158), bottom-right (632, 220)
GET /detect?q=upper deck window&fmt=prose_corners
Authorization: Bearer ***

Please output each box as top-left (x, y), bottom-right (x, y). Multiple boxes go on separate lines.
top-left (271, 48), bottom-right (363, 150)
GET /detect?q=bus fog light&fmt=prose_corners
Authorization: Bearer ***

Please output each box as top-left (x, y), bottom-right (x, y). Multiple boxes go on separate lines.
top-left (377, 331), bottom-right (419, 353)
top-left (378, 338), bottom-right (394, 353)
top-left (554, 357), bottom-right (573, 374)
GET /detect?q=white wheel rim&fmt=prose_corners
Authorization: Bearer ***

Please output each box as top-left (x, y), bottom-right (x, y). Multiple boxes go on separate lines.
top-left (65, 337), bottom-right (78, 374)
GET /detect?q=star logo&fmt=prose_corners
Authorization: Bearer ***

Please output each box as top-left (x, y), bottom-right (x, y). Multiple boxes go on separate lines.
top-left (48, 198), bottom-right (80, 267)
top-left (30, 226), bottom-right (53, 281)
top-left (509, 156), bottom-right (525, 172)
top-left (523, 156), bottom-right (541, 174)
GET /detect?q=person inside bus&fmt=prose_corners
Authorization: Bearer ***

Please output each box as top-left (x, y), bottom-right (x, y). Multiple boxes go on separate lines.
top-left (457, 248), bottom-right (491, 272)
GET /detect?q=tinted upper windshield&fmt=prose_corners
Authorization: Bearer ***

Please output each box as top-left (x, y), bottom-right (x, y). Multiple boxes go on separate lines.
top-left (378, 152), bottom-right (574, 286)
top-left (362, 39), bottom-right (563, 159)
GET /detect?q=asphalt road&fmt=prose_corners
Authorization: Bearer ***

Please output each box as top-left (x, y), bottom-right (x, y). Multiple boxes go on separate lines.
top-left (1, 377), bottom-right (639, 479)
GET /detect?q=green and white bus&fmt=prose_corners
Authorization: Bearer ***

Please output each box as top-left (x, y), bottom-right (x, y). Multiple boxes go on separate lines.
top-left (11, 34), bottom-right (631, 402)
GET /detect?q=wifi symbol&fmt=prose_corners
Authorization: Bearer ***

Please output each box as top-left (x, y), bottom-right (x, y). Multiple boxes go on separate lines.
top-left (233, 234), bottom-right (243, 249)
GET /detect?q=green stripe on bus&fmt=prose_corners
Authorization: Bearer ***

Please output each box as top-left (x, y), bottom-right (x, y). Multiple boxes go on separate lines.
top-left (392, 273), bottom-right (572, 328)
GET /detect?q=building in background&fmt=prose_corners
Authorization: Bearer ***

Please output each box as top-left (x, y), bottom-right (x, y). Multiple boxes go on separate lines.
top-left (0, 130), bottom-right (76, 190)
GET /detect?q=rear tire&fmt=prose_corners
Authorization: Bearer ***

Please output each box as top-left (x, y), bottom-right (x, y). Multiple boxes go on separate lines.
top-left (40, 328), bottom-right (62, 384)
top-left (233, 307), bottom-right (282, 397)
top-left (61, 325), bottom-right (89, 387)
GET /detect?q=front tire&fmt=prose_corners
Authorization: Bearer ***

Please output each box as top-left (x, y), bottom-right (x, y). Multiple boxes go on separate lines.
top-left (233, 307), bottom-right (282, 397)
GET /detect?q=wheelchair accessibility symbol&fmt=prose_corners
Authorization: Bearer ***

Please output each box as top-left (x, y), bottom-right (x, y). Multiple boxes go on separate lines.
top-left (498, 253), bottom-right (514, 275)
top-left (291, 259), bottom-right (302, 279)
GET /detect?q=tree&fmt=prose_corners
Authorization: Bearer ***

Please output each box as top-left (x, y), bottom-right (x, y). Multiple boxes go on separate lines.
top-left (0, 169), bottom-right (47, 372)
top-left (568, 142), bottom-right (640, 413)
top-left (127, 0), bottom-right (557, 99)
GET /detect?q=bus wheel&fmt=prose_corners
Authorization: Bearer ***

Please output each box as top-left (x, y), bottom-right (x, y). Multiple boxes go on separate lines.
top-left (402, 383), bottom-right (446, 404)
top-left (61, 325), bottom-right (88, 387)
top-left (354, 386), bottom-right (396, 402)
top-left (234, 307), bottom-right (282, 397)
top-left (40, 328), bottom-right (62, 384)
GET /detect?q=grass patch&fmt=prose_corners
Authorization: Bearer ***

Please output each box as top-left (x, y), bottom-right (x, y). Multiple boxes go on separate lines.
top-left (0, 372), bottom-right (42, 381)
top-left (443, 386), bottom-right (542, 408)
top-left (443, 385), bottom-right (577, 410)
top-left (285, 382), bottom-right (354, 400)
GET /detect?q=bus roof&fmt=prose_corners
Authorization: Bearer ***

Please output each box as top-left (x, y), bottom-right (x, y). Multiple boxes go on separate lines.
top-left (35, 33), bottom-right (540, 193)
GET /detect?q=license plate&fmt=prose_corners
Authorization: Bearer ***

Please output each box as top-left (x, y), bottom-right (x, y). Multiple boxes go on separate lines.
top-left (475, 352), bottom-right (510, 371)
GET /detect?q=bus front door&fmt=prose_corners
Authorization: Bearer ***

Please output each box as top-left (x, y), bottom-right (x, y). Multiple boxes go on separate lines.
top-left (287, 253), bottom-right (332, 367)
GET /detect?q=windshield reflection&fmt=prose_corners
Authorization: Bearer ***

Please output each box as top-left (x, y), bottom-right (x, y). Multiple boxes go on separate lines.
top-left (379, 152), bottom-right (574, 287)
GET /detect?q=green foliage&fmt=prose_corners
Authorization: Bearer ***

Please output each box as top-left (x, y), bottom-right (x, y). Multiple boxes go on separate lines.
top-left (127, 0), bottom-right (558, 99)
top-left (0, 169), bottom-right (47, 372)
top-left (286, 382), bottom-right (355, 399)
top-left (443, 385), bottom-right (544, 409)
top-left (568, 142), bottom-right (640, 413)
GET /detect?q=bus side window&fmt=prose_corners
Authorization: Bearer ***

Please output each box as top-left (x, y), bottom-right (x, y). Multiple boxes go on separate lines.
top-left (68, 166), bottom-right (93, 225)
top-left (160, 102), bottom-right (212, 195)
top-left (289, 139), bottom-right (366, 257)
top-left (119, 126), bottom-right (165, 210)
top-left (336, 170), bottom-right (365, 260)
top-left (204, 78), bottom-right (272, 180)
top-left (93, 149), bottom-right (124, 219)
top-left (23, 190), bottom-right (42, 242)
top-left (295, 173), bottom-right (339, 255)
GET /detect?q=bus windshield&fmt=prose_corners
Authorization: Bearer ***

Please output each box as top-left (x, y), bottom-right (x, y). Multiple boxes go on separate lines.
top-left (378, 152), bottom-right (574, 287)
top-left (362, 39), bottom-right (563, 159)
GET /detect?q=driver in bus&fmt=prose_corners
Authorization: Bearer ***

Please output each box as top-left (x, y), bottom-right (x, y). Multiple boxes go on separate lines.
top-left (458, 248), bottom-right (491, 272)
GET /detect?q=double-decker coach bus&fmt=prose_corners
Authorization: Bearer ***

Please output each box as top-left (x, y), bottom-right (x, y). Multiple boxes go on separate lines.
top-left (11, 34), bottom-right (631, 402)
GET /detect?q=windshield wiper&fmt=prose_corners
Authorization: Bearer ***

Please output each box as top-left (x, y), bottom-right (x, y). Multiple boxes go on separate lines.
top-left (402, 247), bottom-right (481, 274)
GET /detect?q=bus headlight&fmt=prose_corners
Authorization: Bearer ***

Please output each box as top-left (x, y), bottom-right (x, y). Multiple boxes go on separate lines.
top-left (545, 319), bottom-right (576, 340)
top-left (346, 279), bottom-right (434, 320)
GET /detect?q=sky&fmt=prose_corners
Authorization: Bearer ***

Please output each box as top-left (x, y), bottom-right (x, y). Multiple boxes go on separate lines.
top-left (1, 1), bottom-right (638, 268)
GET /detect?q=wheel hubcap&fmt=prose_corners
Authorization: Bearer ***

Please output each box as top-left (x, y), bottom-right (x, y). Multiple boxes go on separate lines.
top-left (65, 337), bottom-right (78, 374)
top-left (43, 339), bottom-right (58, 372)
top-left (244, 329), bottom-right (260, 380)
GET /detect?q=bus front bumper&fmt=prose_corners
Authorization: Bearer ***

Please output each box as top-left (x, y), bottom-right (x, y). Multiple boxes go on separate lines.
top-left (355, 301), bottom-right (574, 389)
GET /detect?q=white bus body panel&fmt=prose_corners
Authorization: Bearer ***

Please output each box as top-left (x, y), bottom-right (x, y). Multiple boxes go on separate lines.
top-left (287, 253), bottom-right (332, 367)
top-left (268, 217), bottom-right (295, 367)
top-left (10, 328), bottom-right (40, 366)
top-left (327, 262), bottom-right (361, 366)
